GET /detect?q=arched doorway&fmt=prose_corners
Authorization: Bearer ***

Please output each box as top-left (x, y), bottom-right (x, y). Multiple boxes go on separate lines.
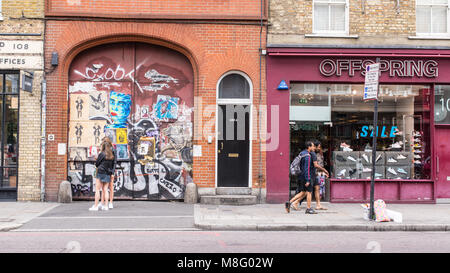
top-left (67, 42), bottom-right (194, 200)
top-left (216, 71), bottom-right (253, 188)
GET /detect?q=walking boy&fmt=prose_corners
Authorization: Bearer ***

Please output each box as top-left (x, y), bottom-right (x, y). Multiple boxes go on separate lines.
top-left (286, 141), bottom-right (317, 214)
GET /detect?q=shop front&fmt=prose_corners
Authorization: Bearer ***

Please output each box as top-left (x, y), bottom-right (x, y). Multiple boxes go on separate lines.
top-left (266, 47), bottom-right (450, 203)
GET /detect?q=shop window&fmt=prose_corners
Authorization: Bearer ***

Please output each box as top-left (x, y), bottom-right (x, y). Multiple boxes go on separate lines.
top-left (218, 73), bottom-right (250, 100)
top-left (435, 85), bottom-right (450, 124)
top-left (290, 83), bottom-right (431, 181)
top-left (313, 0), bottom-right (348, 34)
top-left (0, 72), bottom-right (19, 190)
top-left (416, 0), bottom-right (449, 36)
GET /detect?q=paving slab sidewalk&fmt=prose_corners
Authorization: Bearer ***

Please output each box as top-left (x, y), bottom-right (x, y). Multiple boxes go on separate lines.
top-left (0, 202), bottom-right (60, 231)
top-left (194, 203), bottom-right (450, 231)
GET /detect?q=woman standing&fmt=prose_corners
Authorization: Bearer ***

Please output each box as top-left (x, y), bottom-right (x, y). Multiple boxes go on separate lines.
top-left (102, 137), bottom-right (117, 209)
top-left (89, 139), bottom-right (116, 211)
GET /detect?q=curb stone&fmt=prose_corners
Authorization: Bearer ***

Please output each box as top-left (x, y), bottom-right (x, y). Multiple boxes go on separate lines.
top-left (194, 223), bottom-right (450, 232)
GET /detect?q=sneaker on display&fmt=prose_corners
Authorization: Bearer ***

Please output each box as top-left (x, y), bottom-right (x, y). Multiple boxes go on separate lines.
top-left (414, 138), bottom-right (420, 143)
top-left (414, 154), bottom-right (421, 159)
top-left (414, 144), bottom-right (422, 148)
top-left (391, 143), bottom-right (402, 149)
top-left (343, 146), bottom-right (353, 152)
top-left (362, 154), bottom-right (370, 163)
top-left (349, 168), bottom-right (357, 176)
top-left (414, 149), bottom-right (422, 153)
top-left (375, 173), bottom-right (383, 178)
top-left (337, 169), bottom-right (346, 177)
top-left (387, 158), bottom-right (398, 163)
top-left (375, 154), bottom-right (382, 162)
top-left (396, 154), bottom-right (407, 160)
top-left (363, 168), bottom-right (372, 172)
top-left (347, 156), bottom-right (357, 162)
top-left (414, 160), bottom-right (422, 164)
top-left (388, 167), bottom-right (397, 175)
top-left (397, 168), bottom-right (407, 174)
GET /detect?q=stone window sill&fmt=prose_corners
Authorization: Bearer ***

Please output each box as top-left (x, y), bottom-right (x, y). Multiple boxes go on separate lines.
top-left (305, 33), bottom-right (359, 39)
top-left (408, 35), bottom-right (450, 40)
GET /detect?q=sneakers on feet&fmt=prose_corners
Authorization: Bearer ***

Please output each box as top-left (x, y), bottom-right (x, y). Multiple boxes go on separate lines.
top-left (101, 204), bottom-right (109, 211)
top-left (305, 208), bottom-right (318, 214)
top-left (89, 205), bottom-right (99, 211)
top-left (108, 202), bottom-right (113, 209)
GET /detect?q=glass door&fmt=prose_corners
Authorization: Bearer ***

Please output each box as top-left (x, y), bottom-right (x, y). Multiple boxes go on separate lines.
top-left (0, 72), bottom-right (19, 200)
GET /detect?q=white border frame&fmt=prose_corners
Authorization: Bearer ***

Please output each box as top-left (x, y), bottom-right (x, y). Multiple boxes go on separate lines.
top-left (215, 70), bottom-right (253, 189)
top-left (416, 1), bottom-right (450, 37)
top-left (312, 0), bottom-right (349, 35)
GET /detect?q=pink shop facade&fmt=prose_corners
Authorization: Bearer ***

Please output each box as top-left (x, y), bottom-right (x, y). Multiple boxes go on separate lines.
top-left (266, 47), bottom-right (450, 204)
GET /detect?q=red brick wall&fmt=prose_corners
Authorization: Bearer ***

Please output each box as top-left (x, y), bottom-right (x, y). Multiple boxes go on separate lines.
top-left (44, 19), bottom-right (266, 201)
top-left (46, 0), bottom-right (266, 19)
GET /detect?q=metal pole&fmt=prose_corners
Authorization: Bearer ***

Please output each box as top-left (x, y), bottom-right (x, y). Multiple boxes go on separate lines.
top-left (369, 58), bottom-right (381, 220)
top-left (369, 98), bottom-right (378, 220)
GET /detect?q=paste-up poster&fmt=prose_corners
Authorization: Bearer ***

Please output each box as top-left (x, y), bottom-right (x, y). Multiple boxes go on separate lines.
top-left (69, 120), bottom-right (107, 148)
top-left (116, 128), bottom-right (128, 144)
top-left (116, 144), bottom-right (129, 160)
top-left (104, 128), bottom-right (116, 144)
top-left (89, 90), bottom-right (109, 120)
top-left (137, 137), bottom-right (156, 165)
top-left (154, 95), bottom-right (179, 120)
top-left (88, 146), bottom-right (99, 159)
top-left (70, 94), bottom-right (90, 121)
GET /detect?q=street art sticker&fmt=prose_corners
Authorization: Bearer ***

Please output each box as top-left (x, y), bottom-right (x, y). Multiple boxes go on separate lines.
top-left (70, 94), bottom-right (90, 121)
top-left (154, 95), bottom-right (179, 120)
top-left (89, 90), bottom-right (109, 120)
top-left (67, 42), bottom-right (194, 200)
top-left (116, 144), bottom-right (129, 160)
top-left (116, 128), bottom-right (128, 144)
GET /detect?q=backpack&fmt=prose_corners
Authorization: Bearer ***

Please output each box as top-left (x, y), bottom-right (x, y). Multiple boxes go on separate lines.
top-left (290, 152), bottom-right (307, 176)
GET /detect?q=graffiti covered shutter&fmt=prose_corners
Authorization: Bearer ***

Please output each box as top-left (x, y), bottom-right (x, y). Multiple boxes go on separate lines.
top-left (67, 42), bottom-right (194, 200)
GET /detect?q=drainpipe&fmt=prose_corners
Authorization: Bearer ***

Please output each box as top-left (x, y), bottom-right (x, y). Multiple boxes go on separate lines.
top-left (40, 78), bottom-right (46, 202)
top-left (258, 0), bottom-right (264, 203)
top-left (40, 16), bottom-right (47, 202)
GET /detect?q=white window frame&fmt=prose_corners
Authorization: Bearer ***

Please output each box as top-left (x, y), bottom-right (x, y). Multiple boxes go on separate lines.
top-left (416, 0), bottom-right (450, 37)
top-left (312, 0), bottom-right (349, 35)
top-left (0, 0), bottom-right (3, 21)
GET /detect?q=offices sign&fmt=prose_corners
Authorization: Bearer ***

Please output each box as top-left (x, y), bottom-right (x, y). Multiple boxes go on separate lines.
top-left (319, 59), bottom-right (438, 78)
top-left (0, 40), bottom-right (43, 70)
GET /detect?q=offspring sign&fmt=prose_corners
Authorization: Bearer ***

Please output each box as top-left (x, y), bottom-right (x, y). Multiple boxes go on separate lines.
top-left (319, 59), bottom-right (438, 78)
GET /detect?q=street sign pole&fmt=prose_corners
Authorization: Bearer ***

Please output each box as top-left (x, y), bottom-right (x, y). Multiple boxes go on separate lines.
top-left (363, 60), bottom-right (381, 221)
top-left (370, 94), bottom-right (378, 221)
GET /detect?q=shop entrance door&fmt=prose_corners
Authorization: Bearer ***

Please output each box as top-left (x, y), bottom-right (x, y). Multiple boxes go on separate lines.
top-left (435, 128), bottom-right (450, 199)
top-left (217, 104), bottom-right (250, 187)
top-left (290, 121), bottom-right (331, 200)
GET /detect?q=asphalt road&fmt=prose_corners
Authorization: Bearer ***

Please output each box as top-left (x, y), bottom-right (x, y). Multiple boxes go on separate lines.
top-left (1, 231), bottom-right (449, 253)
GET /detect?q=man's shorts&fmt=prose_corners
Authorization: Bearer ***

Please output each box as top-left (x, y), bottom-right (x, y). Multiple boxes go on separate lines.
top-left (298, 179), bottom-right (314, 193)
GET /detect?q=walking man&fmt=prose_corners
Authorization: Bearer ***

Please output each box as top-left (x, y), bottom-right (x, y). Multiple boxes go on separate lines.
top-left (291, 140), bottom-right (329, 211)
top-left (286, 141), bottom-right (317, 214)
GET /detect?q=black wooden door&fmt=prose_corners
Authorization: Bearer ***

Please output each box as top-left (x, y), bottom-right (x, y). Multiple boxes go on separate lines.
top-left (217, 104), bottom-right (250, 187)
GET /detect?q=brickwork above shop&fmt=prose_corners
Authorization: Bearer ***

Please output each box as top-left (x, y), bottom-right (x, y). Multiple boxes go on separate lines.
top-left (268, 0), bottom-right (450, 47)
top-left (46, 0), bottom-right (266, 19)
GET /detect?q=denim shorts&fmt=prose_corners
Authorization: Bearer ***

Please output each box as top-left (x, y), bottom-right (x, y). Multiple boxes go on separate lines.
top-left (97, 173), bottom-right (111, 183)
